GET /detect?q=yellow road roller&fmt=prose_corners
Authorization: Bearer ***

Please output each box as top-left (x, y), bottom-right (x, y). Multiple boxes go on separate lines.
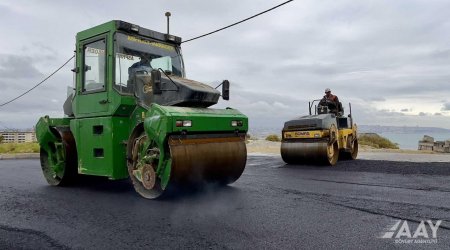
top-left (281, 99), bottom-right (358, 165)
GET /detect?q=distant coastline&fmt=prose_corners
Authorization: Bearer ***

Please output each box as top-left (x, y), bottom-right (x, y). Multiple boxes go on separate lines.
top-left (358, 125), bottom-right (450, 134)
top-left (359, 125), bottom-right (450, 150)
top-left (249, 125), bottom-right (450, 150)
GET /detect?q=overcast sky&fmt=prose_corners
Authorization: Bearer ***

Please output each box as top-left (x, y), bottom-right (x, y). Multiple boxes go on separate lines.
top-left (0, 0), bottom-right (450, 130)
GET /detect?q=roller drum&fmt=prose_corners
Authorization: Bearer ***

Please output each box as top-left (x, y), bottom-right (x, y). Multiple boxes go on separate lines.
top-left (281, 140), bottom-right (338, 165)
top-left (169, 136), bottom-right (247, 185)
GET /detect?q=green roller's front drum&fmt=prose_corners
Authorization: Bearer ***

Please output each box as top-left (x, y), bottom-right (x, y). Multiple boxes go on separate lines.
top-left (169, 136), bottom-right (247, 185)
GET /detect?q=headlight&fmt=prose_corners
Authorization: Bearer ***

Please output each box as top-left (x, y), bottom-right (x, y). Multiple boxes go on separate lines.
top-left (176, 120), bottom-right (192, 127)
top-left (231, 120), bottom-right (243, 127)
top-left (183, 120), bottom-right (192, 127)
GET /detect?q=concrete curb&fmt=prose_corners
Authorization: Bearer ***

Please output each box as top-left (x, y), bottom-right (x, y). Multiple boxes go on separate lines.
top-left (0, 153), bottom-right (40, 160)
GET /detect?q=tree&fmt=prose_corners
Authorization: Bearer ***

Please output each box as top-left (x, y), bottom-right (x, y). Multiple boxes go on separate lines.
top-left (0, 135), bottom-right (3, 143)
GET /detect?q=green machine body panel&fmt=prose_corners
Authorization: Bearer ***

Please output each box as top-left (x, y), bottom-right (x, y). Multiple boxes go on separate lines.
top-left (70, 117), bottom-right (130, 179)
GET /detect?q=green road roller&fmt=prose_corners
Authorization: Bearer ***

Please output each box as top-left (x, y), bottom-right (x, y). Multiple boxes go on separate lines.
top-left (36, 20), bottom-right (248, 199)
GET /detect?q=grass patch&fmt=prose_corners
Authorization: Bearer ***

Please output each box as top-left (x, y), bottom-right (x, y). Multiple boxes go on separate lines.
top-left (358, 133), bottom-right (399, 149)
top-left (265, 134), bottom-right (281, 142)
top-left (0, 143), bottom-right (40, 154)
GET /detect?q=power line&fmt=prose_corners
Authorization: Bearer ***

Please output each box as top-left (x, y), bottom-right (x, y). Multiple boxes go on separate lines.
top-left (0, 1), bottom-right (293, 107)
top-left (182, 0), bottom-right (294, 43)
top-left (0, 55), bottom-right (75, 108)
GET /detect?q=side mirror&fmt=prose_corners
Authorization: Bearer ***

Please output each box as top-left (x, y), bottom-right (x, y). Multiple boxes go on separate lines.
top-left (151, 69), bottom-right (162, 95)
top-left (222, 80), bottom-right (230, 100)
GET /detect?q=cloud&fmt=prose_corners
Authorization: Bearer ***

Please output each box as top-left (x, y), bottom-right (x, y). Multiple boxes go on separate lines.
top-left (378, 109), bottom-right (405, 117)
top-left (441, 102), bottom-right (450, 111)
top-left (370, 97), bottom-right (386, 102)
top-left (1, 0), bottom-right (450, 130)
top-left (0, 54), bottom-right (42, 78)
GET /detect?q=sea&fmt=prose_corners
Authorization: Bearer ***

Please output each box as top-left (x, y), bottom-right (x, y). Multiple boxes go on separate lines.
top-left (379, 132), bottom-right (450, 150)
top-left (249, 127), bottom-right (450, 150)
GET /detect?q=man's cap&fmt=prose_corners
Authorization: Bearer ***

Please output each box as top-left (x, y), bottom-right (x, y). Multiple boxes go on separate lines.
top-left (325, 88), bottom-right (331, 93)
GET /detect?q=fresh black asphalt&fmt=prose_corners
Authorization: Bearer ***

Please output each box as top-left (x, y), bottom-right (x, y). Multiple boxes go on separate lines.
top-left (0, 156), bottom-right (449, 249)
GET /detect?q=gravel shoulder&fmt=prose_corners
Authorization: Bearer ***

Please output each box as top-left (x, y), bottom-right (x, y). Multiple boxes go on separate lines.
top-left (0, 153), bottom-right (39, 160)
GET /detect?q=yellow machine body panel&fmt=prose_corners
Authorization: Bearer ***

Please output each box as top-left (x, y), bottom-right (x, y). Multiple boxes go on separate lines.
top-left (337, 128), bottom-right (355, 149)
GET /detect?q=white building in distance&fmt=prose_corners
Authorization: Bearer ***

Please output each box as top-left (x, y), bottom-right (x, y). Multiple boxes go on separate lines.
top-left (0, 130), bottom-right (37, 143)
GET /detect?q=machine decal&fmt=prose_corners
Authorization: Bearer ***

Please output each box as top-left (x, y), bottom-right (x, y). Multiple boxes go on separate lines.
top-left (86, 47), bottom-right (105, 55)
top-left (284, 130), bottom-right (325, 139)
top-left (127, 35), bottom-right (175, 52)
top-left (116, 52), bottom-right (134, 60)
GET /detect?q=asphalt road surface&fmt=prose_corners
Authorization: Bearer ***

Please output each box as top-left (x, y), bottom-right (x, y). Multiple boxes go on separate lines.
top-left (1, 156), bottom-right (449, 249)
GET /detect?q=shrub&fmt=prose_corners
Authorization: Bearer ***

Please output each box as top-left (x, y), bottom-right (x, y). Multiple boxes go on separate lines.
top-left (0, 142), bottom-right (40, 154)
top-left (358, 133), bottom-right (399, 149)
top-left (265, 134), bottom-right (281, 142)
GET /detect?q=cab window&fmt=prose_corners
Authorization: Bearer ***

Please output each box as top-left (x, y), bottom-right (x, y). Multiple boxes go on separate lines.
top-left (83, 39), bottom-right (106, 92)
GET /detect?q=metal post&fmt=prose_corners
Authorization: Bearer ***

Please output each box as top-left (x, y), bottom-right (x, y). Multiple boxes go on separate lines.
top-left (165, 12), bottom-right (171, 35)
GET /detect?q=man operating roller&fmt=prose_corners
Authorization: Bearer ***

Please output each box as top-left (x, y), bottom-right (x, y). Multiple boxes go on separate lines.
top-left (128, 55), bottom-right (153, 78)
top-left (320, 88), bottom-right (342, 115)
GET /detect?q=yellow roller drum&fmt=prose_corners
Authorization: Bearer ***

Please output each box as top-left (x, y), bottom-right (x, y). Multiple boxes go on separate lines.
top-left (281, 125), bottom-right (339, 166)
top-left (281, 141), bottom-right (338, 165)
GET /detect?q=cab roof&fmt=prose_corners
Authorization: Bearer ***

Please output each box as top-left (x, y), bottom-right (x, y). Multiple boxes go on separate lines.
top-left (76, 20), bottom-right (182, 45)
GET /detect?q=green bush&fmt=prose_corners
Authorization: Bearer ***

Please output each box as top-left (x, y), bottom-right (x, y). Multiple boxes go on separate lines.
top-left (0, 143), bottom-right (40, 154)
top-left (265, 134), bottom-right (281, 142)
top-left (358, 133), bottom-right (399, 149)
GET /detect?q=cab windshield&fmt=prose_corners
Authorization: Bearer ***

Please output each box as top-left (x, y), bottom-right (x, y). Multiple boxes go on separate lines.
top-left (114, 32), bottom-right (184, 93)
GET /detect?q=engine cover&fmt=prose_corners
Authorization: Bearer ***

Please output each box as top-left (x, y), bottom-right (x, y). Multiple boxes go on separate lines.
top-left (283, 114), bottom-right (337, 131)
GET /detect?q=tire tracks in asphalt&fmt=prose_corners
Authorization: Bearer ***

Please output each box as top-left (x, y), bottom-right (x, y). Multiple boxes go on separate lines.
top-left (300, 178), bottom-right (450, 193)
top-left (279, 188), bottom-right (450, 231)
top-left (0, 224), bottom-right (70, 250)
top-left (247, 155), bottom-right (450, 230)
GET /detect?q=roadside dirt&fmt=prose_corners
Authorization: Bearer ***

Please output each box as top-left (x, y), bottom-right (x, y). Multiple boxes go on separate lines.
top-left (247, 139), bottom-right (450, 162)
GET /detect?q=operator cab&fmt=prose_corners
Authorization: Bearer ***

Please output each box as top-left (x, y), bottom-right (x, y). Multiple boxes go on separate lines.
top-left (317, 99), bottom-right (343, 116)
top-left (309, 99), bottom-right (353, 129)
top-left (114, 32), bottom-right (185, 95)
top-left (67, 20), bottom-right (230, 118)
top-left (113, 23), bottom-right (227, 109)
